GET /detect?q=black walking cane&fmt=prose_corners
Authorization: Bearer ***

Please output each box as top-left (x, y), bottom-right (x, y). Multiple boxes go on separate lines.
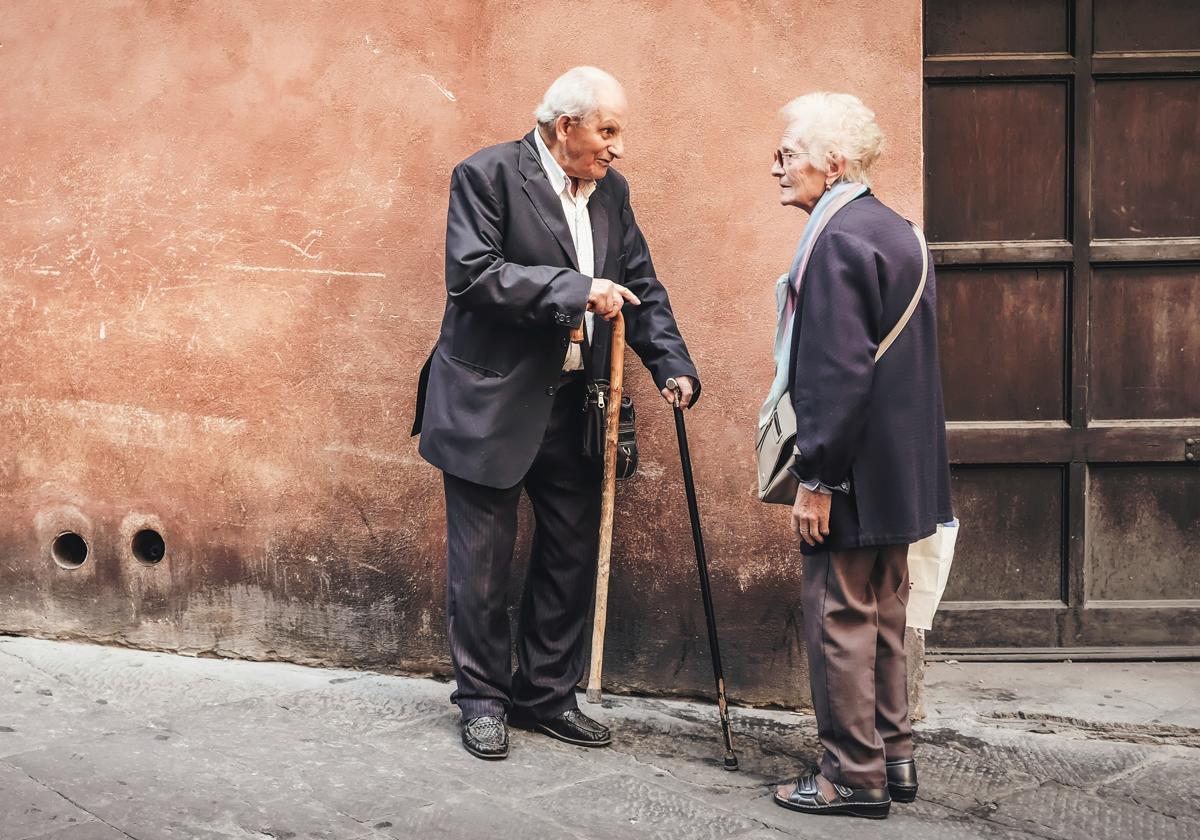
top-left (666, 377), bottom-right (739, 771)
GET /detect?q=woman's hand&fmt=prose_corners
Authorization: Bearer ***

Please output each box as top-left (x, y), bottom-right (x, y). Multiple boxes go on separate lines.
top-left (791, 486), bottom-right (831, 547)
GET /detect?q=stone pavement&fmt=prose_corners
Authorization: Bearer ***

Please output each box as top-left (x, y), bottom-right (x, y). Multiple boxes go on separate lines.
top-left (2, 636), bottom-right (1198, 840)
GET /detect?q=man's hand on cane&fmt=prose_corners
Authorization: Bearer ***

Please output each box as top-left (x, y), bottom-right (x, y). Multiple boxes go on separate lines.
top-left (791, 486), bottom-right (831, 547)
top-left (662, 376), bottom-right (695, 408)
top-left (588, 278), bottom-right (639, 320)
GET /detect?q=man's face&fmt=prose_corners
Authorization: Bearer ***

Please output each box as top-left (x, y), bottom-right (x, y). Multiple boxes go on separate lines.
top-left (557, 89), bottom-right (627, 181)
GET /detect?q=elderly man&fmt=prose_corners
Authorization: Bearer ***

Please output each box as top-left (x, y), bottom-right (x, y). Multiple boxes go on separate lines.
top-left (413, 66), bottom-right (701, 760)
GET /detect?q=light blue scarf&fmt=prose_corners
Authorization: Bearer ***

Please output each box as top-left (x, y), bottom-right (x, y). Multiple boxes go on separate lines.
top-left (759, 182), bottom-right (869, 429)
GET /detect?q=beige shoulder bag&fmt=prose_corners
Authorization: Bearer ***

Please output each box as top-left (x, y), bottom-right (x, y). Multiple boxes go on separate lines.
top-left (756, 223), bottom-right (929, 504)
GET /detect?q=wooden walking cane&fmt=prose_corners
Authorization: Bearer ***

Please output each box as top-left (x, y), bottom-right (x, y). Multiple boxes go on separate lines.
top-left (585, 311), bottom-right (624, 704)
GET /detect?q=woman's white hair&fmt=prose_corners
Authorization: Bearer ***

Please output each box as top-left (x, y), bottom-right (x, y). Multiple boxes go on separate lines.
top-left (780, 92), bottom-right (885, 186)
top-left (534, 66), bottom-right (622, 127)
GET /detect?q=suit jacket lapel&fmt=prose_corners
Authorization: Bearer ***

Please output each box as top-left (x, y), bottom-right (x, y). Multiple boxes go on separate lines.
top-left (588, 187), bottom-right (610, 280)
top-left (519, 132), bottom-right (579, 270)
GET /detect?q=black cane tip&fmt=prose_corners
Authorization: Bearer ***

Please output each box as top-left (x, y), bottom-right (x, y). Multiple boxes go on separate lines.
top-left (723, 753), bottom-right (740, 771)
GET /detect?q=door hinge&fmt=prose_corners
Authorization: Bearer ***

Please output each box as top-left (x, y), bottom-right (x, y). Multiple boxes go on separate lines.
top-left (1187, 438), bottom-right (1198, 463)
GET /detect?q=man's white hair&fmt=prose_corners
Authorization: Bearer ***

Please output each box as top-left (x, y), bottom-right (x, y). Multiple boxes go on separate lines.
top-left (780, 92), bottom-right (885, 186)
top-left (534, 66), bottom-right (622, 127)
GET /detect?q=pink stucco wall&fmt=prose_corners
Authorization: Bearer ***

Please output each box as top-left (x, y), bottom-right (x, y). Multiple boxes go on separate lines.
top-left (0, 1), bottom-right (923, 707)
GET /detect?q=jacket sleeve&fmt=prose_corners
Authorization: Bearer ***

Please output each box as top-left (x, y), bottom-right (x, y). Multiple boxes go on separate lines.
top-left (617, 189), bottom-right (703, 404)
top-left (789, 228), bottom-right (883, 487)
top-left (445, 162), bottom-right (590, 328)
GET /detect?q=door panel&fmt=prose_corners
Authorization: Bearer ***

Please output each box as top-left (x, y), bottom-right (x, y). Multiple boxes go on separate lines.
top-left (926, 82), bottom-right (1069, 242)
top-left (1093, 79), bottom-right (1200, 239)
top-left (942, 466), bottom-right (1066, 602)
top-left (1089, 266), bottom-right (1200, 419)
top-left (1093, 0), bottom-right (1200, 53)
top-left (938, 268), bottom-right (1068, 421)
top-left (925, 0), bottom-right (1070, 56)
top-left (1087, 466), bottom-right (1200, 601)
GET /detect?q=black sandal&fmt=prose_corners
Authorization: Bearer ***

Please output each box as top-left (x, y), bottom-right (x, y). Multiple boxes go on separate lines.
top-left (773, 771), bottom-right (891, 819)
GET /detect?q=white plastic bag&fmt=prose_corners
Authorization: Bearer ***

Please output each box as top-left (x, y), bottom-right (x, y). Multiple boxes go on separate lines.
top-left (906, 519), bottom-right (959, 631)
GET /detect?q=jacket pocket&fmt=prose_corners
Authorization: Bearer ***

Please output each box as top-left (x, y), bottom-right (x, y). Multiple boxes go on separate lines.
top-left (449, 355), bottom-right (502, 378)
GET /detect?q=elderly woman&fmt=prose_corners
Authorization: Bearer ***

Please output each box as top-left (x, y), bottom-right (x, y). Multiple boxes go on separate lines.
top-left (764, 93), bottom-right (953, 819)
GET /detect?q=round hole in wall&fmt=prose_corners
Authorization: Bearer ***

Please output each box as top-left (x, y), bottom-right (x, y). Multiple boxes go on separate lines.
top-left (131, 529), bottom-right (166, 566)
top-left (51, 532), bottom-right (89, 570)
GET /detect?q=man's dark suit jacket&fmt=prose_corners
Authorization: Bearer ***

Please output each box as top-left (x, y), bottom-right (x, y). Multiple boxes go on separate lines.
top-left (788, 193), bottom-right (953, 555)
top-left (413, 130), bottom-right (700, 489)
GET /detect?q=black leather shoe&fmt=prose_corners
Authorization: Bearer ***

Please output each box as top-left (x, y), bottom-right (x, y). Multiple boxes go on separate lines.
top-left (774, 771), bottom-right (891, 819)
top-left (886, 758), bottom-right (918, 803)
top-left (513, 708), bottom-right (611, 747)
top-left (461, 715), bottom-right (508, 760)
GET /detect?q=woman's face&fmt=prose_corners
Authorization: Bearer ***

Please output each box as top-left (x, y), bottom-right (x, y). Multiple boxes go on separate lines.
top-left (770, 132), bottom-right (835, 214)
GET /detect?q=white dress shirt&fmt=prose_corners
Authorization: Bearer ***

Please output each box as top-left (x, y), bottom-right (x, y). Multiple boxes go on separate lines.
top-left (533, 129), bottom-right (595, 372)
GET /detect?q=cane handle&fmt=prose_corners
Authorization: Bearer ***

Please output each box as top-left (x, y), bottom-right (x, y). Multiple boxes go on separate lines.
top-left (665, 377), bottom-right (682, 408)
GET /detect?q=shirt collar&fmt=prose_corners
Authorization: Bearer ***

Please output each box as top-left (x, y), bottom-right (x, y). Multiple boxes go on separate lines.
top-left (533, 128), bottom-right (595, 200)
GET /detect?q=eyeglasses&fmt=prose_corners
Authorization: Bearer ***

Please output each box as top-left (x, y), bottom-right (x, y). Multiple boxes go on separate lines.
top-left (773, 148), bottom-right (811, 167)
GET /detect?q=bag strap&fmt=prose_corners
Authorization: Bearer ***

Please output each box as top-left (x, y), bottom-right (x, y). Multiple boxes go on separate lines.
top-left (875, 223), bottom-right (929, 362)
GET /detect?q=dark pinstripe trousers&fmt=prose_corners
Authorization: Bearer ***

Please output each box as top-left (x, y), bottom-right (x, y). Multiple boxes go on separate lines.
top-left (802, 544), bottom-right (913, 789)
top-left (443, 376), bottom-right (602, 721)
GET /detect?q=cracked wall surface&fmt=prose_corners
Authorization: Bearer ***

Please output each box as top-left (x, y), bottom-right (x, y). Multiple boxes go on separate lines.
top-left (0, 1), bottom-right (924, 709)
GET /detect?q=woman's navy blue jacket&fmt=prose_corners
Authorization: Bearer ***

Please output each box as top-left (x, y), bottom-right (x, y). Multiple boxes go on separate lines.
top-left (788, 192), bottom-right (954, 555)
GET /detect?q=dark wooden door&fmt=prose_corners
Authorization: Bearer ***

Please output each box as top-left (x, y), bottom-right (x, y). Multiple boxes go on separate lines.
top-left (924, 0), bottom-right (1200, 655)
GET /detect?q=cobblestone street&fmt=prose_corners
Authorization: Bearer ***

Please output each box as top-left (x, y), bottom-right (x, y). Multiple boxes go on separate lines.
top-left (2, 636), bottom-right (1198, 840)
